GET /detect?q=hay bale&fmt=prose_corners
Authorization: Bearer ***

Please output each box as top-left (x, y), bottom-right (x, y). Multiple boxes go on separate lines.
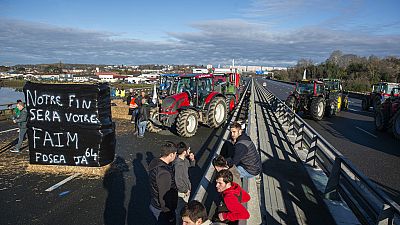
top-left (26, 161), bottom-right (113, 177)
top-left (111, 99), bottom-right (131, 120)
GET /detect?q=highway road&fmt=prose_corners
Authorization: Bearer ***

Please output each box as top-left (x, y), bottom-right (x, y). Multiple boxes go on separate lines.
top-left (256, 78), bottom-right (400, 204)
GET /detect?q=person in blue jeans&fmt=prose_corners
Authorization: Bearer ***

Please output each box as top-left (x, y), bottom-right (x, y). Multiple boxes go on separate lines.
top-left (226, 122), bottom-right (262, 179)
top-left (137, 96), bottom-right (150, 138)
top-left (11, 102), bottom-right (27, 153)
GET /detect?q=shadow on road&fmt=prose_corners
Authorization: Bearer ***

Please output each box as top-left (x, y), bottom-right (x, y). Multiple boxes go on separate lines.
top-left (127, 152), bottom-right (155, 225)
top-left (103, 156), bottom-right (129, 225)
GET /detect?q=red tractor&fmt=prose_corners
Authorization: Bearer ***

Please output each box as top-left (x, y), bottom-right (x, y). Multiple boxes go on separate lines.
top-left (286, 79), bottom-right (338, 121)
top-left (147, 73), bottom-right (240, 137)
top-left (374, 87), bottom-right (400, 140)
top-left (362, 82), bottom-right (400, 111)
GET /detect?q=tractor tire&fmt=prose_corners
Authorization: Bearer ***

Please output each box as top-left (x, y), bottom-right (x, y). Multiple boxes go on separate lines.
top-left (341, 96), bottom-right (349, 111)
top-left (326, 100), bottom-right (335, 117)
top-left (392, 112), bottom-right (400, 140)
top-left (373, 95), bottom-right (381, 111)
top-left (374, 110), bottom-right (386, 131)
top-left (207, 97), bottom-right (227, 128)
top-left (147, 108), bottom-right (162, 133)
top-left (226, 95), bottom-right (236, 113)
top-left (310, 97), bottom-right (325, 121)
top-left (285, 96), bottom-right (296, 111)
top-left (176, 109), bottom-right (198, 137)
top-left (361, 98), bottom-right (369, 111)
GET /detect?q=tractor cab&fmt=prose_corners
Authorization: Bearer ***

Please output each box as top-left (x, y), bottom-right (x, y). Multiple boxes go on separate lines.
top-left (294, 80), bottom-right (324, 96)
top-left (372, 82), bottom-right (400, 97)
top-left (363, 82), bottom-right (400, 111)
top-left (319, 79), bottom-right (343, 92)
top-left (390, 87), bottom-right (400, 98)
top-left (212, 68), bottom-right (241, 111)
top-left (175, 73), bottom-right (213, 108)
top-left (159, 73), bottom-right (180, 98)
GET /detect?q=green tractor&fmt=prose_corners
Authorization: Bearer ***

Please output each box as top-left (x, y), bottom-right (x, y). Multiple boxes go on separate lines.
top-left (319, 78), bottom-right (349, 116)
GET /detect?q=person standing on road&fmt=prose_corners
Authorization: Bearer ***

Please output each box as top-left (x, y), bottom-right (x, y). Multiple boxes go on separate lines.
top-left (11, 102), bottom-right (27, 153)
top-left (226, 122), bottom-right (261, 179)
top-left (148, 142), bottom-right (178, 225)
top-left (213, 169), bottom-right (250, 225)
top-left (129, 93), bottom-right (138, 126)
top-left (137, 96), bottom-right (150, 138)
top-left (174, 141), bottom-right (196, 225)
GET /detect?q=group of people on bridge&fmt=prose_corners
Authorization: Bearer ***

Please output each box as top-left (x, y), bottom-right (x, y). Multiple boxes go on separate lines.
top-left (148, 122), bottom-right (262, 225)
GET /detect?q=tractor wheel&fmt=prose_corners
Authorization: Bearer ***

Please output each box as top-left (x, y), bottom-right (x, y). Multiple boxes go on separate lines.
top-left (341, 96), bottom-right (349, 111)
top-left (373, 95), bottom-right (381, 111)
top-left (392, 112), bottom-right (400, 140)
top-left (285, 96), bottom-right (296, 111)
top-left (326, 100), bottom-right (335, 117)
top-left (176, 109), bottom-right (198, 137)
top-left (207, 97), bottom-right (227, 128)
top-left (374, 110), bottom-right (386, 131)
top-left (226, 95), bottom-right (236, 113)
top-left (147, 108), bottom-right (162, 133)
top-left (361, 98), bottom-right (369, 111)
top-left (310, 97), bottom-right (325, 121)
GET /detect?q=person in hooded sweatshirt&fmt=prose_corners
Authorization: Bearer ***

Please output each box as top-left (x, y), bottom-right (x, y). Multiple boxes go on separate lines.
top-left (148, 141), bottom-right (178, 225)
top-left (213, 169), bottom-right (250, 225)
top-left (226, 122), bottom-right (261, 179)
top-left (174, 141), bottom-right (196, 225)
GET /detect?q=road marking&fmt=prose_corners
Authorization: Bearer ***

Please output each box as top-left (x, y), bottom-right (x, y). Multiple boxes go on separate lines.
top-left (356, 126), bottom-right (377, 138)
top-left (348, 108), bottom-right (359, 112)
top-left (0, 128), bottom-right (18, 134)
top-left (45, 173), bottom-right (80, 192)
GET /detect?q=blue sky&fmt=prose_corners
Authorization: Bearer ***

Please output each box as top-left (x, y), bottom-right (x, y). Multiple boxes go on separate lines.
top-left (0, 0), bottom-right (399, 66)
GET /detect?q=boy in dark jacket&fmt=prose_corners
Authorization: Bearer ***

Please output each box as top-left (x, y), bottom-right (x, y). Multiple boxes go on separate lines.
top-left (226, 122), bottom-right (261, 178)
top-left (173, 142), bottom-right (196, 224)
top-left (214, 169), bottom-right (250, 224)
top-left (148, 141), bottom-right (178, 225)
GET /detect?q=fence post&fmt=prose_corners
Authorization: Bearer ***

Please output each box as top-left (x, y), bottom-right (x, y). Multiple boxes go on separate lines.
top-left (305, 135), bottom-right (318, 167)
top-left (324, 157), bottom-right (342, 200)
top-left (376, 204), bottom-right (394, 225)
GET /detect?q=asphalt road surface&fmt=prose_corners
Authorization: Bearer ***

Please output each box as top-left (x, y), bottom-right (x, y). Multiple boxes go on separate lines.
top-left (256, 78), bottom-right (400, 205)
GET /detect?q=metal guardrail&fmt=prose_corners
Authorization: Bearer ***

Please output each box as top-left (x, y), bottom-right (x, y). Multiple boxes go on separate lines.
top-left (192, 82), bottom-right (251, 202)
top-left (256, 82), bottom-right (400, 225)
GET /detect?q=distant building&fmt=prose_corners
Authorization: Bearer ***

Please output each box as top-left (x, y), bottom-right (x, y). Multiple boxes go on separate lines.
top-left (37, 74), bottom-right (60, 81)
top-left (73, 76), bottom-right (89, 83)
top-left (59, 74), bottom-right (74, 82)
top-left (193, 68), bottom-right (209, 74)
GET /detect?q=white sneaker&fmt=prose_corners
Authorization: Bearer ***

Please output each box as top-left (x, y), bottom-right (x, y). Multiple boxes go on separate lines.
top-left (10, 148), bottom-right (20, 153)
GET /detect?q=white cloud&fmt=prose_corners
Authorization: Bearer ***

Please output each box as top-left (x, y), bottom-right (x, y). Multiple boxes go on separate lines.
top-left (0, 18), bottom-right (399, 66)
